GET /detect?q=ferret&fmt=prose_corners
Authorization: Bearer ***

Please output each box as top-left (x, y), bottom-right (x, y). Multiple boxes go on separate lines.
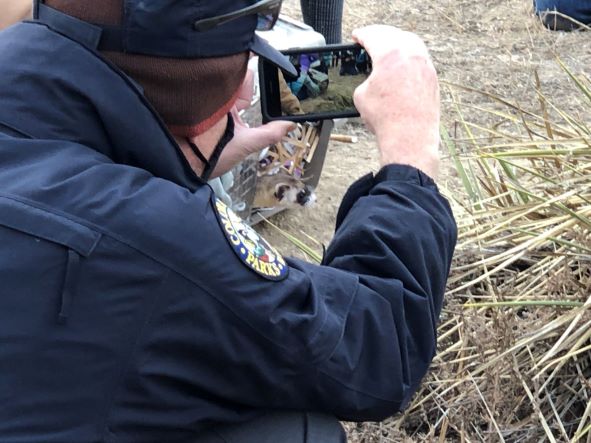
top-left (253, 172), bottom-right (316, 209)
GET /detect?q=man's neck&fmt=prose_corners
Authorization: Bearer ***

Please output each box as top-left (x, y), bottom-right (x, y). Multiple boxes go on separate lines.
top-left (0, 0), bottom-right (32, 31)
top-left (173, 114), bottom-right (229, 177)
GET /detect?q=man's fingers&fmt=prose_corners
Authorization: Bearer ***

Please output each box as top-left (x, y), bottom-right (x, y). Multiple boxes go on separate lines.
top-left (352, 25), bottom-right (401, 44)
top-left (352, 80), bottom-right (374, 133)
top-left (231, 119), bottom-right (296, 156)
top-left (352, 25), bottom-right (402, 59)
top-left (211, 120), bottom-right (295, 177)
top-left (253, 120), bottom-right (296, 148)
top-left (352, 25), bottom-right (430, 62)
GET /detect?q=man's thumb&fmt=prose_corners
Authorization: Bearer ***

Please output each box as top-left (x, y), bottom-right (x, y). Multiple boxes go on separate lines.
top-left (258, 120), bottom-right (297, 145)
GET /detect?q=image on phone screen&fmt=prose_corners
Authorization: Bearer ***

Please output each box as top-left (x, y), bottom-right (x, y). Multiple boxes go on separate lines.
top-left (259, 44), bottom-right (372, 122)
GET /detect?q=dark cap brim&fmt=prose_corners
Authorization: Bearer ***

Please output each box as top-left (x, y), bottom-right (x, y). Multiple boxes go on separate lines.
top-left (250, 34), bottom-right (297, 77)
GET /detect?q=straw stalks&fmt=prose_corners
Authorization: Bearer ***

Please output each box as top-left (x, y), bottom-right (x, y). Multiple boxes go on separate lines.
top-left (387, 61), bottom-right (590, 442)
top-left (273, 60), bottom-right (590, 441)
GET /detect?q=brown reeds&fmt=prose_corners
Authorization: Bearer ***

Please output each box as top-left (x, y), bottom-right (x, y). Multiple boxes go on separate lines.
top-left (381, 61), bottom-right (591, 442)
top-left (268, 59), bottom-right (590, 441)
top-left (341, 62), bottom-right (590, 442)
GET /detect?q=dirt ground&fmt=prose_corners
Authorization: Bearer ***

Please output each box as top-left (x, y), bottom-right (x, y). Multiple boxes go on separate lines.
top-left (299, 62), bottom-right (366, 114)
top-left (251, 0), bottom-right (590, 441)
top-left (255, 0), bottom-right (590, 257)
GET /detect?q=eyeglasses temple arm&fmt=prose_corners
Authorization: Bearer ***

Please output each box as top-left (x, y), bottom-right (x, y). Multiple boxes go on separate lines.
top-left (193, 0), bottom-right (281, 32)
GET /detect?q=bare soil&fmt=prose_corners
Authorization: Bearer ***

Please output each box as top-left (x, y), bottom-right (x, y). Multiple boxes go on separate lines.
top-left (300, 67), bottom-right (365, 114)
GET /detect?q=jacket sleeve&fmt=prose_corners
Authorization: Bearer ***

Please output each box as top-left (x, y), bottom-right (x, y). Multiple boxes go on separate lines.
top-left (303, 164), bottom-right (457, 420)
top-left (201, 163), bottom-right (457, 421)
top-left (131, 163), bottom-right (456, 424)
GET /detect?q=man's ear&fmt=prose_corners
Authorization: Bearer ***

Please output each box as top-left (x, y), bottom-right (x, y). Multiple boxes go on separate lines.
top-left (274, 184), bottom-right (290, 201)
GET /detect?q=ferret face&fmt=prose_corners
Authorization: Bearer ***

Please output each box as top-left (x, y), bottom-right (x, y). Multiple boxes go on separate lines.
top-left (254, 173), bottom-right (317, 209)
top-left (278, 182), bottom-right (316, 208)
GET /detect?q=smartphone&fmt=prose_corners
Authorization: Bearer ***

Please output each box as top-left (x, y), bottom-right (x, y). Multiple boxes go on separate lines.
top-left (259, 43), bottom-right (372, 122)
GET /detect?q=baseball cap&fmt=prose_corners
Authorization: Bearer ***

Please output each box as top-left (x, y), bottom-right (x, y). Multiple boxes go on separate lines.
top-left (33, 0), bottom-right (297, 77)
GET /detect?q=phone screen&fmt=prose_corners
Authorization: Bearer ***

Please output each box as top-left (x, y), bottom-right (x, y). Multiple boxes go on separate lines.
top-left (259, 44), bottom-right (372, 122)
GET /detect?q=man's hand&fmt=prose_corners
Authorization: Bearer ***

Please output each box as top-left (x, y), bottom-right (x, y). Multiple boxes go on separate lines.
top-left (211, 70), bottom-right (295, 178)
top-left (353, 25), bottom-right (440, 179)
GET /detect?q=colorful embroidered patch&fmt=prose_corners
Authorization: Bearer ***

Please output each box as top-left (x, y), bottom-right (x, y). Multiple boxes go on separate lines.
top-left (215, 199), bottom-right (288, 281)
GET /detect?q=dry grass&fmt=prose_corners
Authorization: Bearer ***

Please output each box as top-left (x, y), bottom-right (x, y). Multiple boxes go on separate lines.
top-left (343, 61), bottom-right (591, 443)
top-left (265, 1), bottom-right (591, 441)
top-left (275, 61), bottom-right (591, 442)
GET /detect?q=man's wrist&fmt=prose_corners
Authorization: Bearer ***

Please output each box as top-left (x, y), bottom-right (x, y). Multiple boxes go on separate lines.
top-left (374, 163), bottom-right (437, 187)
top-left (379, 153), bottom-right (439, 181)
top-left (375, 122), bottom-right (440, 180)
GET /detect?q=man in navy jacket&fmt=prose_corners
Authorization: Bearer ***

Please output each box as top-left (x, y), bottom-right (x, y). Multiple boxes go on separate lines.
top-left (0, 1), bottom-right (456, 441)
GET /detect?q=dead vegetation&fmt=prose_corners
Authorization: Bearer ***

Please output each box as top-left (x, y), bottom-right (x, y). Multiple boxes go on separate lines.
top-left (261, 1), bottom-right (591, 441)
top-left (358, 64), bottom-right (591, 442)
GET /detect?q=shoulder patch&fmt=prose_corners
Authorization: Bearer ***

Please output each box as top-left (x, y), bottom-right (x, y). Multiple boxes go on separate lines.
top-left (214, 199), bottom-right (288, 281)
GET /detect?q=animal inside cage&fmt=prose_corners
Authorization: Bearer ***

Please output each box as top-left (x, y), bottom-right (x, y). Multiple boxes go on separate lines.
top-left (218, 15), bottom-right (331, 224)
top-left (227, 119), bottom-right (333, 225)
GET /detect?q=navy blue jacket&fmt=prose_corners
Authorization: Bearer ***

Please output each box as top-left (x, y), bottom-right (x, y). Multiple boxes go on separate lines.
top-left (0, 22), bottom-right (457, 443)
